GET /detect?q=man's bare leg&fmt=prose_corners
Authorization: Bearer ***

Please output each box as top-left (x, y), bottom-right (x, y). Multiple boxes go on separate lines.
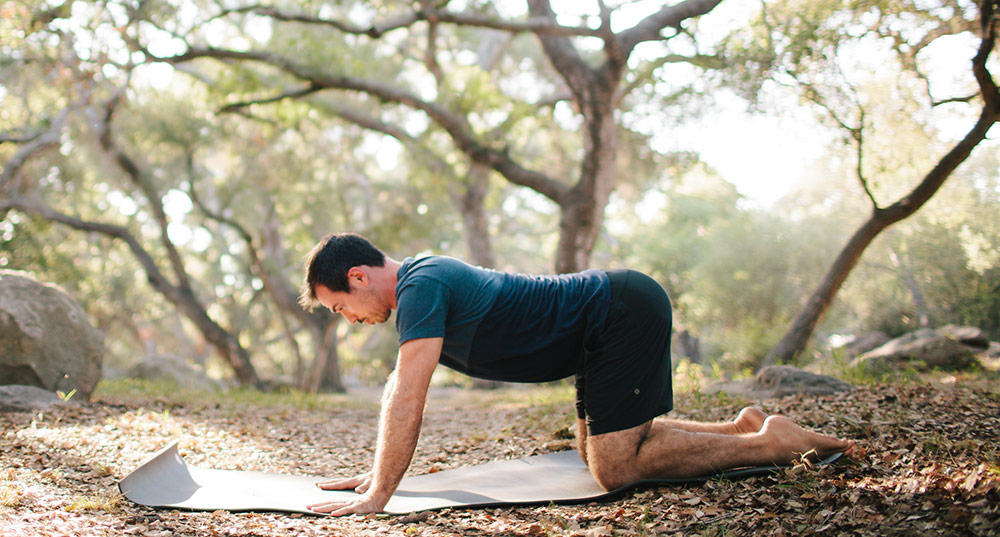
top-left (576, 407), bottom-right (767, 465)
top-left (585, 415), bottom-right (853, 490)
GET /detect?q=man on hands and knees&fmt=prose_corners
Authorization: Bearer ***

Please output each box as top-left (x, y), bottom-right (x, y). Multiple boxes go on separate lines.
top-left (298, 233), bottom-right (854, 515)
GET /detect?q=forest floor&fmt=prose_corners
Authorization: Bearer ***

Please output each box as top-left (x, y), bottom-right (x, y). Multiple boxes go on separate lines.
top-left (1, 374), bottom-right (998, 537)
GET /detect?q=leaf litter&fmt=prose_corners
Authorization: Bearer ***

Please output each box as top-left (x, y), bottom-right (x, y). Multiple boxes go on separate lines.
top-left (0, 381), bottom-right (997, 536)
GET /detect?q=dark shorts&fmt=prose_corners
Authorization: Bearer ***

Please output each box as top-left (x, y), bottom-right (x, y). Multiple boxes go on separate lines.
top-left (576, 269), bottom-right (673, 435)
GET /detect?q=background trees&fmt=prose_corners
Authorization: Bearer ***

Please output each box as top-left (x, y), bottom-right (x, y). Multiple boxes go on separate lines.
top-left (2, 0), bottom-right (998, 388)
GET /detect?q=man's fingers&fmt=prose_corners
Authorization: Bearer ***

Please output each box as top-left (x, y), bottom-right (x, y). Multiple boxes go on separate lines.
top-left (331, 505), bottom-right (357, 517)
top-left (315, 475), bottom-right (366, 491)
top-left (307, 497), bottom-right (380, 517)
top-left (315, 479), bottom-right (353, 491)
top-left (307, 500), bottom-right (344, 514)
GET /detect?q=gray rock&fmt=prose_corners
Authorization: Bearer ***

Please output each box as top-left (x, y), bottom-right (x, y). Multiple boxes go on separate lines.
top-left (0, 384), bottom-right (68, 412)
top-left (0, 270), bottom-right (104, 399)
top-left (707, 365), bottom-right (852, 399)
top-left (838, 331), bottom-right (891, 358)
top-left (938, 325), bottom-right (990, 349)
top-left (854, 330), bottom-right (976, 371)
top-left (753, 365), bottom-right (854, 396)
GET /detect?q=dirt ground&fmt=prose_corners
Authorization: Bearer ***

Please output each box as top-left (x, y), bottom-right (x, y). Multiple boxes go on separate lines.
top-left (1, 379), bottom-right (998, 536)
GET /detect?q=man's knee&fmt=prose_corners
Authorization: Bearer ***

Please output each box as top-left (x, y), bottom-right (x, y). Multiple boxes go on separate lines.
top-left (588, 456), bottom-right (634, 491)
top-left (585, 424), bottom-right (647, 490)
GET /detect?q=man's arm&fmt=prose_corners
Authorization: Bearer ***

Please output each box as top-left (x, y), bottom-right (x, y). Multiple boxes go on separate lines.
top-left (308, 337), bottom-right (443, 516)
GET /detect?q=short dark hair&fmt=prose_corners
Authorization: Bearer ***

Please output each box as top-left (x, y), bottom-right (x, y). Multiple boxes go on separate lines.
top-left (299, 233), bottom-right (386, 310)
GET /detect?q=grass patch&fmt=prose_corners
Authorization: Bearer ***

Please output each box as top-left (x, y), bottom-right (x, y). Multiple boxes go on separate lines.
top-left (64, 492), bottom-right (122, 513)
top-left (0, 483), bottom-right (24, 508)
top-left (93, 378), bottom-right (378, 413)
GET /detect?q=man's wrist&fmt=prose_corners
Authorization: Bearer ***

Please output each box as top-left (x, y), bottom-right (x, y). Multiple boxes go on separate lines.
top-left (363, 485), bottom-right (393, 507)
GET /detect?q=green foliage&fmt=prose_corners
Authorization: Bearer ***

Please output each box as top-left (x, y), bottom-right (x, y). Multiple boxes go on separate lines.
top-left (93, 377), bottom-right (377, 412)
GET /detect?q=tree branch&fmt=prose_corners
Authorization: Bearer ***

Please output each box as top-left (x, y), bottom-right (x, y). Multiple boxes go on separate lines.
top-left (212, 3), bottom-right (603, 39)
top-left (527, 0), bottom-right (595, 105)
top-left (0, 197), bottom-right (179, 304)
top-left (150, 45), bottom-right (570, 202)
top-left (619, 0), bottom-right (724, 54)
top-left (0, 109), bottom-right (68, 196)
top-left (218, 84), bottom-right (324, 114)
top-left (96, 89), bottom-right (195, 292)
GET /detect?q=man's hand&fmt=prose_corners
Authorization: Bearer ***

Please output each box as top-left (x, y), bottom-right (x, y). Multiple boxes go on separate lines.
top-left (307, 488), bottom-right (388, 516)
top-left (307, 337), bottom-right (443, 516)
top-left (315, 471), bottom-right (372, 494)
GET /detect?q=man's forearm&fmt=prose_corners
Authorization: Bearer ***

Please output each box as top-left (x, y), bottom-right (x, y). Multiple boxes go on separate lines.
top-left (363, 337), bottom-right (442, 507)
top-left (366, 370), bottom-right (427, 503)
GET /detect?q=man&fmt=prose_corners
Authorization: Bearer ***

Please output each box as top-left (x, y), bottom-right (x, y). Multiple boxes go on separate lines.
top-left (298, 233), bottom-right (853, 516)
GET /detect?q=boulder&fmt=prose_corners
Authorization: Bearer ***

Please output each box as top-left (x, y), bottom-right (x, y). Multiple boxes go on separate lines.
top-left (0, 270), bottom-right (103, 399)
top-left (938, 325), bottom-right (990, 349)
top-left (838, 331), bottom-right (891, 358)
top-left (0, 384), bottom-right (68, 412)
top-left (753, 365), bottom-right (854, 396)
top-left (707, 365), bottom-right (853, 399)
top-left (854, 329), bottom-right (976, 371)
top-left (127, 354), bottom-right (218, 391)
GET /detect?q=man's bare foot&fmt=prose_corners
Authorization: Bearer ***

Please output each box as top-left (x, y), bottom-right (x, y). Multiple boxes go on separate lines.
top-left (759, 415), bottom-right (854, 463)
top-left (733, 407), bottom-right (767, 434)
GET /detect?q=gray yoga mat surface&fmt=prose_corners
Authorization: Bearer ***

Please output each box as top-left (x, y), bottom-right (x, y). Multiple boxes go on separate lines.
top-left (119, 442), bottom-right (842, 515)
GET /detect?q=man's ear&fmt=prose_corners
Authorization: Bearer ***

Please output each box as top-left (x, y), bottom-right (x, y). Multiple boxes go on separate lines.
top-left (346, 266), bottom-right (369, 287)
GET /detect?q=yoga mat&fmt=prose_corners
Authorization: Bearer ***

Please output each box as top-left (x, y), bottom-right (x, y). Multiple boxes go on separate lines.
top-left (119, 442), bottom-right (842, 515)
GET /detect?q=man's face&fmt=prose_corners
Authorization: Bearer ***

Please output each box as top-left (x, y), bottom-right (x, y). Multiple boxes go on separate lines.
top-left (315, 280), bottom-right (391, 325)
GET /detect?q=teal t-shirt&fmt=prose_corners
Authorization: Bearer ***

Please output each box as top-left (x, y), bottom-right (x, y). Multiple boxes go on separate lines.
top-left (395, 256), bottom-right (610, 382)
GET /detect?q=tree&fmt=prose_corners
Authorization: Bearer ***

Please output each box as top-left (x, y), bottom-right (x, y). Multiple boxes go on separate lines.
top-left (126, 0), bottom-right (725, 273)
top-left (2, 88), bottom-right (263, 386)
top-left (736, 0), bottom-right (1000, 364)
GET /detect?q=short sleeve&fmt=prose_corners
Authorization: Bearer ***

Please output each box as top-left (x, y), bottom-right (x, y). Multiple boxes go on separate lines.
top-left (395, 276), bottom-right (451, 345)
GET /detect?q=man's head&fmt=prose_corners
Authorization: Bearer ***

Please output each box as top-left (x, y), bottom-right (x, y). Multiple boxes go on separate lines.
top-left (299, 233), bottom-right (387, 312)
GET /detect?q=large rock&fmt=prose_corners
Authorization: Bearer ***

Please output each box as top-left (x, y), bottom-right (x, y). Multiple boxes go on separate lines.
top-left (938, 325), bottom-right (990, 349)
top-left (0, 384), bottom-right (68, 412)
top-left (0, 270), bottom-right (103, 399)
top-left (838, 331), bottom-right (891, 358)
top-left (707, 365), bottom-right (853, 399)
top-left (853, 328), bottom-right (977, 371)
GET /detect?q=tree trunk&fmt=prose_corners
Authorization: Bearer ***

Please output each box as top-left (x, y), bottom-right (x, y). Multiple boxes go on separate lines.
top-left (454, 162), bottom-right (496, 269)
top-left (889, 247), bottom-right (931, 327)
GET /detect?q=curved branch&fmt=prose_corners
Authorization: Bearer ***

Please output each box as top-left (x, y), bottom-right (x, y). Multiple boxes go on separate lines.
top-left (151, 46), bottom-right (570, 202)
top-left (619, 0), bottom-right (724, 54)
top-left (0, 110), bottom-right (68, 195)
top-left (96, 89), bottom-right (194, 292)
top-left (1, 80), bottom-right (94, 195)
top-left (527, 0), bottom-right (595, 104)
top-left (219, 83), bottom-right (324, 113)
top-left (212, 4), bottom-right (602, 38)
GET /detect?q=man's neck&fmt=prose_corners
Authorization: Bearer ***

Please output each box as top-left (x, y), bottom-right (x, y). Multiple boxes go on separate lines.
top-left (376, 257), bottom-right (402, 309)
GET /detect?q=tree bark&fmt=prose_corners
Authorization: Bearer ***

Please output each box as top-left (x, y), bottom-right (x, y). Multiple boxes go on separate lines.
top-left (454, 163), bottom-right (496, 269)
